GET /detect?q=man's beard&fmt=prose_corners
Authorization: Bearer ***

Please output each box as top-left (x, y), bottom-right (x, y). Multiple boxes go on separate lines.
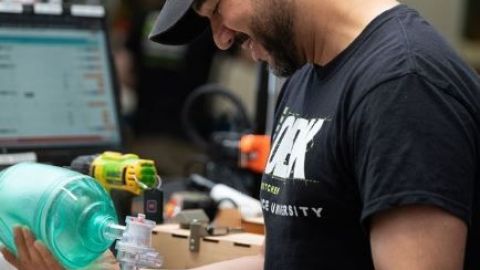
top-left (251, 0), bottom-right (303, 77)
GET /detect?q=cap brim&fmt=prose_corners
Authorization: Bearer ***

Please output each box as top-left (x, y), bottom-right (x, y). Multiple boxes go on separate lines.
top-left (149, 0), bottom-right (209, 45)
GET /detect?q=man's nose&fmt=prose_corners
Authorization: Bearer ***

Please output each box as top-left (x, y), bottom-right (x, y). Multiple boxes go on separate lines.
top-left (210, 21), bottom-right (235, 50)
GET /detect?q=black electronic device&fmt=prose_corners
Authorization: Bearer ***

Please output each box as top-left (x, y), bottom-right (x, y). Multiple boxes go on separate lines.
top-left (0, 3), bottom-right (123, 165)
top-left (143, 188), bottom-right (164, 224)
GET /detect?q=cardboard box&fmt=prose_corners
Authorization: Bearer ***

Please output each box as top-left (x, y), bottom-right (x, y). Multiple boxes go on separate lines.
top-left (241, 217), bottom-right (265, 235)
top-left (151, 224), bottom-right (264, 269)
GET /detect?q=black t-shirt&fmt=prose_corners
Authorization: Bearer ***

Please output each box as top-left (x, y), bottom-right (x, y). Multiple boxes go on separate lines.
top-left (260, 4), bottom-right (480, 270)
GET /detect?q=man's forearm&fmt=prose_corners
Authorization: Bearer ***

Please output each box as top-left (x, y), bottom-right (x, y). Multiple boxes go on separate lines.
top-left (191, 255), bottom-right (264, 270)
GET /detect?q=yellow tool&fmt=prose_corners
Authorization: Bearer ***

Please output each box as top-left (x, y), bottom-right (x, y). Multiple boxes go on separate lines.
top-left (71, 151), bottom-right (160, 196)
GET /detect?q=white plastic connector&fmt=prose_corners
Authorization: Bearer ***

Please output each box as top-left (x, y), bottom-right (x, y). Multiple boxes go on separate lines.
top-left (116, 214), bottom-right (162, 270)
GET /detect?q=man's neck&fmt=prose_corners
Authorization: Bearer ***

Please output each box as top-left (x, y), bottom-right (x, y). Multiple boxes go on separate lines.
top-left (294, 0), bottom-right (400, 66)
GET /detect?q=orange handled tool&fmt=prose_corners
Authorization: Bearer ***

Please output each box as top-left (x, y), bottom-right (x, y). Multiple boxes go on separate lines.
top-left (239, 135), bottom-right (271, 174)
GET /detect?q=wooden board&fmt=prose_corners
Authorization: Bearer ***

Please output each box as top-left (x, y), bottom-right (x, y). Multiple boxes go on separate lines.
top-left (151, 224), bottom-right (264, 269)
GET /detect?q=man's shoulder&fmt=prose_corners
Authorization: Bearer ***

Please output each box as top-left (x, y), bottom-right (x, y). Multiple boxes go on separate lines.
top-left (344, 5), bottom-right (477, 94)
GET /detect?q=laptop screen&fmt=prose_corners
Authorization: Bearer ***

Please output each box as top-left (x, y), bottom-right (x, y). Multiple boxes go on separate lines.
top-left (0, 7), bottom-right (122, 161)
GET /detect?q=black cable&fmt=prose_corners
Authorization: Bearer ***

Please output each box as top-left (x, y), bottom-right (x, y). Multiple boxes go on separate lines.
top-left (181, 84), bottom-right (253, 151)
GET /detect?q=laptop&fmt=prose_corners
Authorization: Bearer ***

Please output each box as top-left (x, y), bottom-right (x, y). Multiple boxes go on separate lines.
top-left (0, 3), bottom-right (123, 166)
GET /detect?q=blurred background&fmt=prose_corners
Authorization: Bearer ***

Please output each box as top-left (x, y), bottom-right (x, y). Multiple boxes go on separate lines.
top-left (61, 0), bottom-right (269, 179)
top-left (7, 0), bottom-right (477, 180)
top-left (64, 0), bottom-right (479, 179)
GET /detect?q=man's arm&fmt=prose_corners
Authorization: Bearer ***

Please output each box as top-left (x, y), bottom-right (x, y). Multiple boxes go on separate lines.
top-left (370, 205), bottom-right (467, 270)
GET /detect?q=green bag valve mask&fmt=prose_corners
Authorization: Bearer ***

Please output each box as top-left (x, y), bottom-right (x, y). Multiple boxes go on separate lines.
top-left (0, 163), bottom-right (162, 270)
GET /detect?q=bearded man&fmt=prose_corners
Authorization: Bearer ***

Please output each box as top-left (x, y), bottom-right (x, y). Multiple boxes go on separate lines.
top-left (4, 0), bottom-right (480, 269)
top-left (149, 0), bottom-right (480, 269)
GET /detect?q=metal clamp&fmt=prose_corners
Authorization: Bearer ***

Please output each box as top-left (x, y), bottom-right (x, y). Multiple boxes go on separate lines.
top-left (188, 222), bottom-right (243, 252)
top-left (189, 220), bottom-right (208, 252)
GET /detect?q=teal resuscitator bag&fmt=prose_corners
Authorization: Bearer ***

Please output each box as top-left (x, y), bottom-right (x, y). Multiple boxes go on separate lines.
top-left (0, 162), bottom-right (121, 269)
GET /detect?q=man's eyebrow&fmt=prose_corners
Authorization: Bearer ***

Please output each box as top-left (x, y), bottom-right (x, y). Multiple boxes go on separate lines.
top-left (193, 0), bottom-right (209, 12)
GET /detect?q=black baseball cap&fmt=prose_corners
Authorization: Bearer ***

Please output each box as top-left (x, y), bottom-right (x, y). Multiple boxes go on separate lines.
top-left (148, 0), bottom-right (209, 45)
